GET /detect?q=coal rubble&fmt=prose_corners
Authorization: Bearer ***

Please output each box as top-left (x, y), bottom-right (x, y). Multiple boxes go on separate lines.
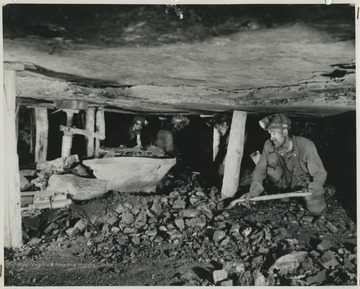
top-left (7, 173), bottom-right (357, 286)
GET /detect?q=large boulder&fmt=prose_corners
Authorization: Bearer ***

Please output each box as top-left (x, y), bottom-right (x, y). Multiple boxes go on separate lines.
top-left (46, 174), bottom-right (107, 200)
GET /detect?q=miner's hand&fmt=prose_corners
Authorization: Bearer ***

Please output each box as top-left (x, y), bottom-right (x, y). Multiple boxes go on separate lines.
top-left (227, 192), bottom-right (252, 209)
top-left (307, 182), bottom-right (323, 195)
top-left (239, 192), bottom-right (252, 208)
top-left (240, 192), bottom-right (252, 202)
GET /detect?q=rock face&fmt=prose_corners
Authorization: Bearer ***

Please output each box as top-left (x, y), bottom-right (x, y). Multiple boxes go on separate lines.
top-left (3, 5), bottom-right (355, 116)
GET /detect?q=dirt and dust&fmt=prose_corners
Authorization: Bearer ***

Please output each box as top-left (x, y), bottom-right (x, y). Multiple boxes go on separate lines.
top-left (5, 170), bottom-right (357, 286)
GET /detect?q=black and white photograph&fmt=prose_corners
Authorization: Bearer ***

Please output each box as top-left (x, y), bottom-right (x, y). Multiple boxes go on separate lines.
top-left (2, 2), bottom-right (357, 286)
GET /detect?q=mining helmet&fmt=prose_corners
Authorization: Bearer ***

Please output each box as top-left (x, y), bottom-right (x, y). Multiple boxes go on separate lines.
top-left (206, 113), bottom-right (231, 127)
top-left (133, 116), bottom-right (149, 126)
top-left (171, 114), bottom-right (190, 126)
top-left (259, 114), bottom-right (291, 130)
top-left (213, 113), bottom-right (231, 125)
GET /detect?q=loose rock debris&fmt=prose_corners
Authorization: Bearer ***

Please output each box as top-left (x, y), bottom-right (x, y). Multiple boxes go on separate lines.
top-left (6, 172), bottom-right (358, 286)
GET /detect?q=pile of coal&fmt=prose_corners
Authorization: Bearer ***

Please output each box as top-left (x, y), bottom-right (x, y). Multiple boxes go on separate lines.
top-left (11, 172), bottom-right (357, 286)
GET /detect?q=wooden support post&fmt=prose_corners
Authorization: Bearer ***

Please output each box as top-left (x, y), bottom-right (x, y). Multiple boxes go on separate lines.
top-left (221, 110), bottom-right (247, 200)
top-left (29, 108), bottom-right (35, 155)
top-left (85, 108), bottom-right (95, 157)
top-left (61, 109), bottom-right (76, 157)
top-left (95, 107), bottom-right (105, 157)
top-left (34, 107), bottom-right (49, 163)
top-left (213, 127), bottom-right (221, 161)
top-left (15, 103), bottom-right (19, 143)
top-left (3, 65), bottom-right (24, 248)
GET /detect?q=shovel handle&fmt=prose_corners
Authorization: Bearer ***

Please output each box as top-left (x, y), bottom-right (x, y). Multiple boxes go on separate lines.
top-left (227, 190), bottom-right (311, 209)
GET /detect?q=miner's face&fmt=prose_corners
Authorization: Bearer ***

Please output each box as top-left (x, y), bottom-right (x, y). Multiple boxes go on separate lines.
top-left (268, 128), bottom-right (286, 148)
top-left (174, 123), bottom-right (184, 131)
top-left (134, 121), bottom-right (143, 131)
top-left (215, 122), bottom-right (229, 136)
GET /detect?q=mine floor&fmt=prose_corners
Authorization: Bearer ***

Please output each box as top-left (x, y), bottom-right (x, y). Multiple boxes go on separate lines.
top-left (5, 172), bottom-right (357, 286)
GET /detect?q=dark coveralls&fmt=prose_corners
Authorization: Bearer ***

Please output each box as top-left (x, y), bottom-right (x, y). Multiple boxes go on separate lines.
top-left (214, 130), bottom-right (230, 176)
top-left (127, 127), bottom-right (141, 147)
top-left (251, 136), bottom-right (327, 214)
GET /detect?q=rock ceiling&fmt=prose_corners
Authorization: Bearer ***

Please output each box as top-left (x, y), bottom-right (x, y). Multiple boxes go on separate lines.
top-left (3, 5), bottom-right (356, 116)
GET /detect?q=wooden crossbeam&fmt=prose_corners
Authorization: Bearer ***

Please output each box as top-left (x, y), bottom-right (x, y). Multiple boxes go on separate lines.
top-left (60, 125), bottom-right (105, 140)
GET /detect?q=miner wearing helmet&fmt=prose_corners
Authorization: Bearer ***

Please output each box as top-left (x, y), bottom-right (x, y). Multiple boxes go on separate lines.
top-left (171, 114), bottom-right (190, 131)
top-left (154, 114), bottom-right (190, 156)
top-left (241, 114), bottom-right (328, 214)
top-left (211, 113), bottom-right (232, 176)
top-left (127, 116), bottom-right (149, 148)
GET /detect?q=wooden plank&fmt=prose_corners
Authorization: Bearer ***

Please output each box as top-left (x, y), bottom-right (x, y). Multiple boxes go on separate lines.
top-left (13, 68), bottom-right (355, 117)
top-left (213, 127), bottom-right (221, 161)
top-left (4, 61), bottom-right (25, 71)
top-left (3, 69), bottom-right (23, 248)
top-left (221, 110), bottom-right (247, 200)
top-left (61, 110), bottom-right (76, 157)
top-left (29, 108), bottom-right (35, 154)
top-left (85, 108), bottom-right (95, 157)
top-left (15, 104), bottom-right (20, 145)
top-left (34, 107), bottom-right (49, 163)
top-left (26, 104), bottom-right (55, 108)
top-left (95, 107), bottom-right (105, 157)
top-left (54, 99), bottom-right (88, 110)
top-left (103, 108), bottom-right (137, 114)
top-left (60, 125), bottom-right (105, 139)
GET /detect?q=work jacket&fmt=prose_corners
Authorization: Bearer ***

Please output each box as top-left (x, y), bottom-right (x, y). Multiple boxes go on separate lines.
top-left (214, 130), bottom-right (230, 167)
top-left (251, 136), bottom-right (327, 192)
top-left (127, 127), bottom-right (141, 147)
top-left (154, 125), bottom-right (175, 156)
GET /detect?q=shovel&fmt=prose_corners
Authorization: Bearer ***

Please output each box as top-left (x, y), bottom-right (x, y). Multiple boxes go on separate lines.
top-left (225, 190), bottom-right (311, 209)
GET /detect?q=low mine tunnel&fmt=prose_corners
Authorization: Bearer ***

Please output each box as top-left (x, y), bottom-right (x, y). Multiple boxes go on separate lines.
top-left (3, 3), bottom-right (357, 287)
top-left (17, 108), bottom-right (356, 216)
top-left (12, 105), bottom-right (357, 286)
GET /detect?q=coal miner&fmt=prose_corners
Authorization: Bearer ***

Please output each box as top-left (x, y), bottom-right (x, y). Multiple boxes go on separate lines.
top-left (242, 114), bottom-right (327, 214)
top-left (212, 113), bottom-right (231, 176)
top-left (127, 116), bottom-right (149, 148)
top-left (154, 114), bottom-right (190, 157)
